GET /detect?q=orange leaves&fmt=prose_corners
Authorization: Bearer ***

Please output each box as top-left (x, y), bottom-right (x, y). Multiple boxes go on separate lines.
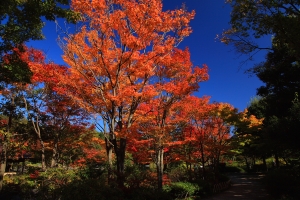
top-left (236, 109), bottom-right (264, 132)
top-left (59, 0), bottom-right (207, 148)
top-left (11, 46), bottom-right (69, 88)
top-left (177, 96), bottom-right (236, 166)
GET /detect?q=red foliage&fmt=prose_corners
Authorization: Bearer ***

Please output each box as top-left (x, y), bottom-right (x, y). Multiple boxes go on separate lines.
top-left (29, 170), bottom-right (39, 179)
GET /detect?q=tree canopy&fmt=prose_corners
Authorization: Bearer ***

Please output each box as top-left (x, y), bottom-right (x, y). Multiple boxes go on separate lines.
top-left (221, 0), bottom-right (300, 58)
top-left (0, 0), bottom-right (80, 83)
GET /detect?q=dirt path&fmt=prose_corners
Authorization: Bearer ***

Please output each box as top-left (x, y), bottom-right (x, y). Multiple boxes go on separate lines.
top-left (206, 173), bottom-right (270, 200)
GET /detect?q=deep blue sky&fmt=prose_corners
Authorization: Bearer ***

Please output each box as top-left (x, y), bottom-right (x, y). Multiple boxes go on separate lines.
top-left (27, 0), bottom-right (271, 111)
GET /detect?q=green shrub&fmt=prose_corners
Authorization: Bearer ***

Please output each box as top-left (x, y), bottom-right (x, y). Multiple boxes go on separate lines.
top-left (3, 172), bottom-right (39, 198)
top-left (124, 164), bottom-right (154, 189)
top-left (167, 165), bottom-right (189, 182)
top-left (163, 182), bottom-right (199, 199)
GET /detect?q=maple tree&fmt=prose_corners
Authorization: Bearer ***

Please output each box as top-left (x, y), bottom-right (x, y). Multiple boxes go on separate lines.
top-left (231, 107), bottom-right (265, 170)
top-left (1, 46), bottom-right (103, 171)
top-left (132, 101), bottom-right (182, 190)
top-left (131, 95), bottom-right (209, 190)
top-left (24, 47), bottom-right (105, 169)
top-left (204, 102), bottom-right (236, 173)
top-left (18, 47), bottom-right (67, 170)
top-left (173, 96), bottom-right (210, 178)
top-left (57, 0), bottom-right (208, 186)
top-left (178, 96), bottom-right (236, 179)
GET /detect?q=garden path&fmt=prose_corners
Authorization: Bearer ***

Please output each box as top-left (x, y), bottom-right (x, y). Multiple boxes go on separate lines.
top-left (206, 173), bottom-right (270, 200)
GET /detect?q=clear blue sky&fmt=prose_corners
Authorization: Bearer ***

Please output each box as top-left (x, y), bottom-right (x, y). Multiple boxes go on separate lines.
top-left (27, 0), bottom-right (271, 111)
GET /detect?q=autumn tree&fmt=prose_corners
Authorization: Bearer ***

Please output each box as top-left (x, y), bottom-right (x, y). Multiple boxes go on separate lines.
top-left (52, 125), bottom-right (106, 167)
top-left (44, 91), bottom-right (93, 168)
top-left (21, 46), bottom-right (105, 170)
top-left (133, 99), bottom-right (189, 190)
top-left (180, 96), bottom-right (235, 179)
top-left (58, 0), bottom-right (208, 186)
top-left (206, 102), bottom-right (236, 172)
top-left (172, 96), bottom-right (211, 180)
top-left (231, 105), bottom-right (265, 170)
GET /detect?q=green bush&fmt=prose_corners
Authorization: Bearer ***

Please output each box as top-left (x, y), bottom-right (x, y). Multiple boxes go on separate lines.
top-left (167, 165), bottom-right (189, 182)
top-left (163, 182), bottom-right (199, 199)
top-left (3, 172), bottom-right (40, 198)
top-left (124, 164), bottom-right (155, 189)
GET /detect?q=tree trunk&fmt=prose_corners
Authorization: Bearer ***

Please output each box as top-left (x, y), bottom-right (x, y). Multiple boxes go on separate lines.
top-left (274, 153), bottom-right (280, 168)
top-left (113, 138), bottom-right (126, 188)
top-left (40, 138), bottom-right (46, 171)
top-left (244, 156), bottom-right (250, 171)
top-left (156, 147), bottom-right (164, 191)
top-left (105, 137), bottom-right (113, 184)
top-left (252, 156), bottom-right (256, 166)
top-left (215, 151), bottom-right (221, 175)
top-left (200, 142), bottom-right (206, 180)
top-left (0, 137), bottom-right (7, 191)
top-left (186, 161), bottom-right (192, 182)
top-left (21, 160), bottom-right (25, 174)
top-left (187, 143), bottom-right (192, 181)
top-left (51, 142), bottom-right (58, 168)
top-left (106, 140), bottom-right (113, 167)
top-left (262, 156), bottom-right (267, 171)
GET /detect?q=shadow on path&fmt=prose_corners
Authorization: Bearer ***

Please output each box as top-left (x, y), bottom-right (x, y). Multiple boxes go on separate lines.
top-left (206, 173), bottom-right (270, 200)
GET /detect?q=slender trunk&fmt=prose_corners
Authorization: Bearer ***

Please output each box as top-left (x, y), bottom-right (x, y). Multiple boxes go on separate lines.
top-left (252, 156), bottom-right (256, 166)
top-left (186, 161), bottom-right (192, 182)
top-left (51, 141), bottom-right (58, 168)
top-left (262, 156), bottom-right (267, 171)
top-left (200, 141), bottom-right (206, 180)
top-left (244, 157), bottom-right (250, 171)
top-left (105, 137), bottom-right (113, 184)
top-left (40, 138), bottom-right (46, 171)
top-left (23, 96), bottom-right (46, 171)
top-left (274, 153), bottom-right (280, 168)
top-left (187, 144), bottom-right (192, 181)
top-left (156, 147), bottom-right (164, 191)
top-left (215, 151), bottom-right (220, 174)
top-left (112, 138), bottom-right (126, 188)
top-left (21, 160), bottom-right (25, 174)
top-left (105, 139), bottom-right (113, 167)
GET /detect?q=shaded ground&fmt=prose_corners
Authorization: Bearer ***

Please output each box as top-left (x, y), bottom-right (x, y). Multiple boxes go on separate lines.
top-left (206, 173), bottom-right (270, 200)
